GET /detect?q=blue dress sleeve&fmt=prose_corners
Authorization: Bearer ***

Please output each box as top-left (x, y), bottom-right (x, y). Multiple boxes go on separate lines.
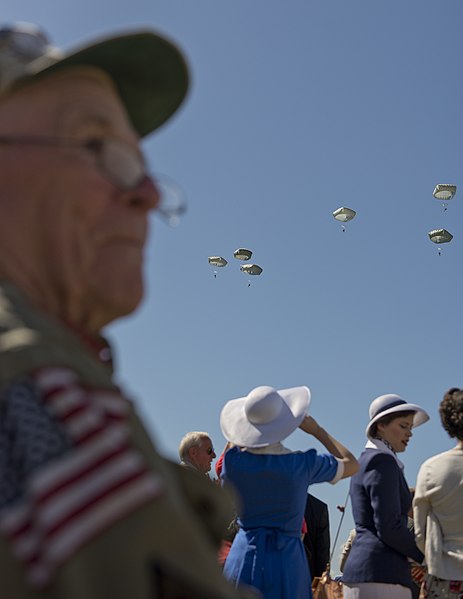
top-left (305, 450), bottom-right (339, 485)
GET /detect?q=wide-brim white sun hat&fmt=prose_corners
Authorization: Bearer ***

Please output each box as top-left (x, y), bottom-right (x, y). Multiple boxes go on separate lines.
top-left (366, 394), bottom-right (430, 439)
top-left (220, 385), bottom-right (311, 448)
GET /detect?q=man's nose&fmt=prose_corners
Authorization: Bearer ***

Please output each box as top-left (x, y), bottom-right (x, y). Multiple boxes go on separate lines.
top-left (122, 175), bottom-right (161, 212)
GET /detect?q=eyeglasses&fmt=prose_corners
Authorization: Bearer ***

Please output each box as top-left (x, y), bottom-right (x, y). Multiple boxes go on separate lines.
top-left (0, 24), bottom-right (52, 61)
top-left (206, 448), bottom-right (215, 456)
top-left (0, 134), bottom-right (187, 225)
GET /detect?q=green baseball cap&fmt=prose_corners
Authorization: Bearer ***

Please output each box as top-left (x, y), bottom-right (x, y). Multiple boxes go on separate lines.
top-left (0, 22), bottom-right (189, 137)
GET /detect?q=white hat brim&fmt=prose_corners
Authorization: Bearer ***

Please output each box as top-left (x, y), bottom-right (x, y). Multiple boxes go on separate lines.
top-left (220, 385), bottom-right (311, 448)
top-left (366, 402), bottom-right (430, 438)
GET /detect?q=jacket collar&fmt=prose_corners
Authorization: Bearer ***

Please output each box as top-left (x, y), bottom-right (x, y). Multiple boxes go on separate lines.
top-left (365, 438), bottom-right (405, 471)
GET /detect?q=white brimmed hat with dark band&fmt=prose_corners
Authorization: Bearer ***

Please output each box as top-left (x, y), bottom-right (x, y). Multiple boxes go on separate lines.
top-left (0, 22), bottom-right (189, 137)
top-left (366, 393), bottom-right (430, 439)
top-left (220, 385), bottom-right (311, 448)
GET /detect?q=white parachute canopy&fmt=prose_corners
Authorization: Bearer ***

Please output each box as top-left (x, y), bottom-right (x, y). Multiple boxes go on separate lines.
top-left (433, 184), bottom-right (457, 211)
top-left (240, 264), bottom-right (263, 276)
top-left (208, 256), bottom-right (228, 267)
top-left (428, 229), bottom-right (453, 244)
top-left (433, 184), bottom-right (457, 201)
top-left (332, 207), bottom-right (356, 223)
top-left (233, 248), bottom-right (252, 261)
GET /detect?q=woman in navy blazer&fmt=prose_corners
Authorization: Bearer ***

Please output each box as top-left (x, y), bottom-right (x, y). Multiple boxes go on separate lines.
top-left (342, 394), bottom-right (429, 599)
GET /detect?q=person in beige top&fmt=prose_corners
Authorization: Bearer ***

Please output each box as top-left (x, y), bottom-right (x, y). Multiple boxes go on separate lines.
top-left (0, 21), bottom-right (255, 599)
top-left (414, 388), bottom-right (463, 598)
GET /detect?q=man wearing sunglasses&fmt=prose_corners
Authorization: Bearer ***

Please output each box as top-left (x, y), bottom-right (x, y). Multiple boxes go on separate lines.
top-left (0, 22), bottom-right (253, 599)
top-left (179, 432), bottom-right (217, 476)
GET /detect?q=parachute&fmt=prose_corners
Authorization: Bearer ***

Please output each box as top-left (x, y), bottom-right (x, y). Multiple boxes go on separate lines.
top-left (233, 248), bottom-right (253, 261)
top-left (332, 207), bottom-right (356, 222)
top-left (208, 256), bottom-right (227, 278)
top-left (240, 264), bottom-right (263, 276)
top-left (433, 183), bottom-right (456, 202)
top-left (332, 207), bottom-right (356, 231)
top-left (208, 256), bottom-right (228, 267)
top-left (428, 228), bottom-right (453, 256)
top-left (428, 229), bottom-right (453, 244)
top-left (433, 184), bottom-right (457, 211)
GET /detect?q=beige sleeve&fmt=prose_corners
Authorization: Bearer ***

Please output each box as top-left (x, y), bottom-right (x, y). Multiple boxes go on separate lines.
top-left (339, 528), bottom-right (356, 572)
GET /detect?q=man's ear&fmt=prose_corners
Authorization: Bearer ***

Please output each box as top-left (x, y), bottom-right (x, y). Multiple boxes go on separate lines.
top-left (189, 446), bottom-right (198, 458)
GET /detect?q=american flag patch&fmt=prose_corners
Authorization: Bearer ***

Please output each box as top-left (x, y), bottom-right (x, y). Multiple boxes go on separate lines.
top-left (0, 367), bottom-right (164, 588)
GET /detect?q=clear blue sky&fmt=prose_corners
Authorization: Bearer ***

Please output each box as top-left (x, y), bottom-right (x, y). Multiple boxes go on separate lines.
top-left (5, 0), bottom-right (463, 571)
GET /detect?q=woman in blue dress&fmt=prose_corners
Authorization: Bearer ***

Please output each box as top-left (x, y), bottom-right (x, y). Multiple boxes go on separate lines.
top-left (219, 384), bottom-right (359, 599)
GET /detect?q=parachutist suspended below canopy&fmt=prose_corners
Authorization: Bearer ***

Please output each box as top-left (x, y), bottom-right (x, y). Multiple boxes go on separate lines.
top-left (233, 248), bottom-right (253, 261)
top-left (208, 256), bottom-right (228, 278)
top-left (428, 228), bottom-right (453, 256)
top-left (433, 184), bottom-right (457, 211)
top-left (332, 207), bottom-right (356, 231)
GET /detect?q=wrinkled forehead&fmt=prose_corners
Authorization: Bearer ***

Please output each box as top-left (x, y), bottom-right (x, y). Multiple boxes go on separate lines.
top-left (0, 66), bottom-right (137, 137)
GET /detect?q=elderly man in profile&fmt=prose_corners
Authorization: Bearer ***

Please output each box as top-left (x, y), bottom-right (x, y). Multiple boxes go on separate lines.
top-left (179, 431), bottom-right (217, 475)
top-left (0, 22), bottom-right (252, 599)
